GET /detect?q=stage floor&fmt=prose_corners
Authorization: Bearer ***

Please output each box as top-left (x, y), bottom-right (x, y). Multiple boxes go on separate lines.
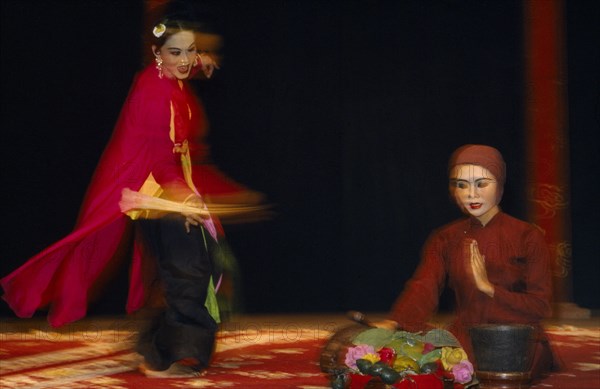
top-left (1, 312), bottom-right (599, 388)
top-left (3, 310), bottom-right (598, 332)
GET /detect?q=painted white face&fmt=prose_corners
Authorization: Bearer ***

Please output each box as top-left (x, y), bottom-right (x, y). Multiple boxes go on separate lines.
top-left (450, 164), bottom-right (501, 225)
top-left (154, 30), bottom-right (197, 80)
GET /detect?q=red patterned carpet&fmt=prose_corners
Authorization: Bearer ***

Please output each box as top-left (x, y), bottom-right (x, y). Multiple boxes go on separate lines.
top-left (0, 314), bottom-right (598, 388)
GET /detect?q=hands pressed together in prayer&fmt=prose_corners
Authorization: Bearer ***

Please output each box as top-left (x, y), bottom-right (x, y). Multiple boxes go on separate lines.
top-left (468, 239), bottom-right (495, 297)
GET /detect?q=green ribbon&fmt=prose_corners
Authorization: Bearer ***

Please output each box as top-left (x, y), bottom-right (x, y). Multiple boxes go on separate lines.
top-left (205, 276), bottom-right (220, 324)
top-left (201, 226), bottom-right (221, 324)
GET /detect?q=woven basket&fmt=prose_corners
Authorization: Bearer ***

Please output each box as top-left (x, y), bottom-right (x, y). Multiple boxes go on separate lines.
top-left (320, 323), bottom-right (369, 374)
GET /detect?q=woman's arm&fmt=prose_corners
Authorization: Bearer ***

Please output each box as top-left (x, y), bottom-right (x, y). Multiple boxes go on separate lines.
top-left (384, 233), bottom-right (448, 331)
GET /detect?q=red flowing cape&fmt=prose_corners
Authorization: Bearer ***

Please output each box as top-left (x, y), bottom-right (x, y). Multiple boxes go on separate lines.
top-left (1, 64), bottom-right (214, 327)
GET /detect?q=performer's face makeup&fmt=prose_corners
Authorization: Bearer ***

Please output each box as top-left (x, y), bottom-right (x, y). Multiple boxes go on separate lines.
top-left (154, 30), bottom-right (197, 80)
top-left (450, 164), bottom-right (500, 225)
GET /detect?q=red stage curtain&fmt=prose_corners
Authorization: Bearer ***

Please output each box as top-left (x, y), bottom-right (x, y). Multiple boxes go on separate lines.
top-left (523, 0), bottom-right (588, 318)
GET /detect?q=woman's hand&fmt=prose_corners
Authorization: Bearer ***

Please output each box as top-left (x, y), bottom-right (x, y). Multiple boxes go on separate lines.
top-left (197, 52), bottom-right (220, 79)
top-left (469, 240), bottom-right (495, 297)
top-left (183, 194), bottom-right (209, 233)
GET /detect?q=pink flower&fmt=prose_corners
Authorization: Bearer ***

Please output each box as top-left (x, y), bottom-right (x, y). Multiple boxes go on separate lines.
top-left (345, 344), bottom-right (376, 370)
top-left (451, 360), bottom-right (474, 384)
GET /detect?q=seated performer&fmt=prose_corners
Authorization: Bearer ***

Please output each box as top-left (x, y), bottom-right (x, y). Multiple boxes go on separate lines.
top-left (373, 144), bottom-right (560, 380)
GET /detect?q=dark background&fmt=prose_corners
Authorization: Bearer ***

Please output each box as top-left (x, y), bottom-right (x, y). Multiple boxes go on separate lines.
top-left (1, 0), bottom-right (598, 319)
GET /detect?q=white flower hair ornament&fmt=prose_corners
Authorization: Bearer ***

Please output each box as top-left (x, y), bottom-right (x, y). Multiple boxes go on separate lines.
top-left (153, 23), bottom-right (166, 38)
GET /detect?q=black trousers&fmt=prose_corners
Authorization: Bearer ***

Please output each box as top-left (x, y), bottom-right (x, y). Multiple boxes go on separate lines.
top-left (135, 215), bottom-right (218, 371)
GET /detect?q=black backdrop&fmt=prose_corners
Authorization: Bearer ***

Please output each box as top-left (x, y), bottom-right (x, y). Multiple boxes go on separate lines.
top-left (1, 0), bottom-right (598, 319)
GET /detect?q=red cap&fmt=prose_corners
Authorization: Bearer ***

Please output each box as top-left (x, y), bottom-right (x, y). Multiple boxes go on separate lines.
top-left (448, 144), bottom-right (506, 186)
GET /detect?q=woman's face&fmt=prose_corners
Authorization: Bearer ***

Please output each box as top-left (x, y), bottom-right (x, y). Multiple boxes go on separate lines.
top-left (450, 164), bottom-right (501, 225)
top-left (154, 30), bottom-right (197, 80)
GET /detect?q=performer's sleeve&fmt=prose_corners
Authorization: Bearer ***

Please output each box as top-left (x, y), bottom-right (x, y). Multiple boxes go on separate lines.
top-left (389, 232), bottom-right (447, 331)
top-left (484, 228), bottom-right (553, 322)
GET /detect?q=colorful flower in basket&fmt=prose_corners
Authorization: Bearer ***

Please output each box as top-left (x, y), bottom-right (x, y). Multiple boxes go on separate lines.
top-left (344, 344), bottom-right (376, 370)
top-left (441, 346), bottom-right (469, 370)
top-left (378, 347), bottom-right (396, 365)
top-left (452, 360), bottom-right (475, 384)
top-left (361, 352), bottom-right (381, 364)
top-left (341, 328), bottom-right (475, 388)
top-left (422, 342), bottom-right (436, 354)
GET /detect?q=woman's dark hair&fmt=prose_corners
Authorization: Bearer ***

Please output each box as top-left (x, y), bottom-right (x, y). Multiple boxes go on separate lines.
top-left (150, 18), bottom-right (200, 50)
top-left (143, 0), bottom-right (219, 64)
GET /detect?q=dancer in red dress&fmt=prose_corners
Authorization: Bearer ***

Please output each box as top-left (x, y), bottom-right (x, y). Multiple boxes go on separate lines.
top-left (1, 15), bottom-right (235, 377)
